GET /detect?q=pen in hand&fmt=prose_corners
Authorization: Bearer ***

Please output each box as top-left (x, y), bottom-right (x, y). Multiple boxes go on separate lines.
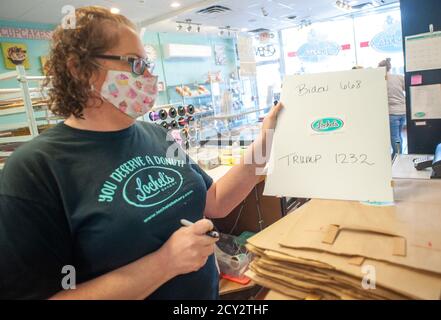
top-left (180, 219), bottom-right (220, 239)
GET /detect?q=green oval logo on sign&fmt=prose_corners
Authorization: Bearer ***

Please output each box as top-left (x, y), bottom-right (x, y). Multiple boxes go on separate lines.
top-left (414, 112), bottom-right (426, 118)
top-left (311, 118), bottom-right (344, 133)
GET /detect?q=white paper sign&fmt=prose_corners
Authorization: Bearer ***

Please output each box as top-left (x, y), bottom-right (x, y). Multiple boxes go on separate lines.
top-left (264, 68), bottom-right (394, 202)
top-left (410, 84), bottom-right (441, 120)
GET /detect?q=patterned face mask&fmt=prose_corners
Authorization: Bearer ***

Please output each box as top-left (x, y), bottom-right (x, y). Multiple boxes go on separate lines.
top-left (99, 70), bottom-right (159, 119)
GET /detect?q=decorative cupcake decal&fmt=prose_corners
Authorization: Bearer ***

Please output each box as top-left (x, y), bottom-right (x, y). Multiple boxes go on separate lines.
top-left (133, 102), bottom-right (143, 114)
top-left (135, 80), bottom-right (143, 90)
top-left (108, 83), bottom-right (119, 98)
top-left (1, 43), bottom-right (30, 69)
top-left (119, 101), bottom-right (128, 112)
top-left (127, 88), bottom-right (137, 99)
top-left (7, 46), bottom-right (27, 65)
top-left (143, 96), bottom-right (154, 107)
top-left (144, 83), bottom-right (158, 95)
top-left (116, 73), bottom-right (129, 85)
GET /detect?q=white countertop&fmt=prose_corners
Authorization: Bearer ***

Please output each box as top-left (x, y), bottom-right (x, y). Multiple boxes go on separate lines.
top-left (392, 154), bottom-right (434, 180)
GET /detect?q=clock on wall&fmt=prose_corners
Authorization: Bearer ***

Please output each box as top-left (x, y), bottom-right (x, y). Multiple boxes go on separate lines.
top-left (144, 44), bottom-right (158, 61)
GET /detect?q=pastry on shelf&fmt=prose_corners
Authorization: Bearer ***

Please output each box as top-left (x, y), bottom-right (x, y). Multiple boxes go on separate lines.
top-left (183, 86), bottom-right (192, 96)
top-left (197, 85), bottom-right (210, 95)
top-left (175, 86), bottom-right (185, 96)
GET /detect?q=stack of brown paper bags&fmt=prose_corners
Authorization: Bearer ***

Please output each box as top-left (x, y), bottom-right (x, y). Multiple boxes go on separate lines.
top-left (246, 181), bottom-right (441, 300)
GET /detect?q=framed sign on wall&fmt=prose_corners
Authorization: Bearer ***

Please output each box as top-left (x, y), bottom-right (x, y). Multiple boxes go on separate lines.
top-left (1, 42), bottom-right (30, 69)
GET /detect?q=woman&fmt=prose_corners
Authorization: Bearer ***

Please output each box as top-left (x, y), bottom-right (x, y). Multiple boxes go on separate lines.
top-left (378, 58), bottom-right (406, 157)
top-left (0, 7), bottom-right (282, 300)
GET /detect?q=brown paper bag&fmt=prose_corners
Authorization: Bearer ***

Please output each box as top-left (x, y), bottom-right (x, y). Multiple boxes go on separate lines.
top-left (247, 210), bottom-right (441, 300)
top-left (279, 199), bottom-right (441, 274)
top-left (253, 254), bottom-right (408, 299)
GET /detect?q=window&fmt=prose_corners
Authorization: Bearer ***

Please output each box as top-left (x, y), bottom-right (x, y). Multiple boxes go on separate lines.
top-left (354, 8), bottom-right (404, 74)
top-left (282, 18), bottom-right (356, 75)
top-left (281, 4), bottom-right (404, 75)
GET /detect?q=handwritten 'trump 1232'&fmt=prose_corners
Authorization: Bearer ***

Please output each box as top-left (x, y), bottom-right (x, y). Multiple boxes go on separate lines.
top-left (278, 153), bottom-right (375, 166)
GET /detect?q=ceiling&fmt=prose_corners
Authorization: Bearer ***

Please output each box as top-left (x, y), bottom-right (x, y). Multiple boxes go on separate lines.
top-left (0, 0), bottom-right (399, 34)
top-left (0, 0), bottom-right (204, 25)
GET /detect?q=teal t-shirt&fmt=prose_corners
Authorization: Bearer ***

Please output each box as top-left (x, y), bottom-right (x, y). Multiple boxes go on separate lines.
top-left (0, 122), bottom-right (217, 300)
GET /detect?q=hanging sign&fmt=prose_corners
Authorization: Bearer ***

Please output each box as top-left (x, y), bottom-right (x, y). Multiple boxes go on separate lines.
top-left (297, 30), bottom-right (340, 63)
top-left (370, 16), bottom-right (403, 53)
top-left (0, 27), bottom-right (53, 40)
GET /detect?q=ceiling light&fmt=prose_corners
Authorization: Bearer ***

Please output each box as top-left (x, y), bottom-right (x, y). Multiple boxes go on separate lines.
top-left (171, 2), bottom-right (181, 8)
top-left (110, 7), bottom-right (120, 14)
top-left (241, 28), bottom-right (248, 32)
top-left (335, 0), bottom-right (352, 11)
top-left (298, 19), bottom-right (312, 29)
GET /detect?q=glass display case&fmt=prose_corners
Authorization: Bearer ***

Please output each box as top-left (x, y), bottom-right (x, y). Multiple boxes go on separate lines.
top-left (144, 75), bottom-right (264, 142)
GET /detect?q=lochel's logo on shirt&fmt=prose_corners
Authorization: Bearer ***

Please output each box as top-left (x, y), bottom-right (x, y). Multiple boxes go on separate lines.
top-left (98, 155), bottom-right (194, 223)
top-left (123, 166), bottom-right (183, 208)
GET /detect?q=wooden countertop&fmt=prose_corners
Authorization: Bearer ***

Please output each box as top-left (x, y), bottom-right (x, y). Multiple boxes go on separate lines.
top-left (219, 278), bottom-right (256, 296)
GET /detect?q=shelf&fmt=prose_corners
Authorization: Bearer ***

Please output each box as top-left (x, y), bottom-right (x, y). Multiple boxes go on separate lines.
top-left (205, 108), bottom-right (265, 121)
top-left (0, 135), bottom-right (33, 144)
top-left (193, 110), bottom-right (214, 118)
top-left (35, 115), bottom-right (63, 122)
top-left (0, 151), bottom-right (12, 157)
top-left (0, 71), bottom-right (17, 81)
top-left (0, 122), bottom-right (29, 131)
top-left (181, 94), bottom-right (211, 99)
top-left (18, 75), bottom-right (47, 82)
top-left (0, 107), bottom-right (26, 116)
top-left (167, 82), bottom-right (214, 88)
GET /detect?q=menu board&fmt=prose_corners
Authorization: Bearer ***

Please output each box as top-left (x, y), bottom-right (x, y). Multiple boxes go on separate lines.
top-left (411, 84), bottom-right (441, 120)
top-left (405, 31), bottom-right (441, 72)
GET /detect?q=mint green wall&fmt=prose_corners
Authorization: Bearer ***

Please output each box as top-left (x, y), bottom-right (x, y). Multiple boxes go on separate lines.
top-left (156, 33), bottom-right (237, 86)
top-left (141, 31), bottom-right (238, 106)
top-left (0, 19), bottom-right (238, 122)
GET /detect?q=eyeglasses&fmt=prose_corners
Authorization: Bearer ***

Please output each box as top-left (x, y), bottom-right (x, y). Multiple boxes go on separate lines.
top-left (92, 54), bottom-right (155, 75)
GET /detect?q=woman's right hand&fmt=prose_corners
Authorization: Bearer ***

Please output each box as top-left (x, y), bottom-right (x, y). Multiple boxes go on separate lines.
top-left (159, 219), bottom-right (219, 278)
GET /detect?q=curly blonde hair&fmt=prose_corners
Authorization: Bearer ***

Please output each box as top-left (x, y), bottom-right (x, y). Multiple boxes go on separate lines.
top-left (44, 6), bottom-right (136, 118)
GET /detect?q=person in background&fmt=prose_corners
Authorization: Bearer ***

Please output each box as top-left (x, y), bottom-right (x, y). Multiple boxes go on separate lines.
top-left (379, 58), bottom-right (407, 157)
